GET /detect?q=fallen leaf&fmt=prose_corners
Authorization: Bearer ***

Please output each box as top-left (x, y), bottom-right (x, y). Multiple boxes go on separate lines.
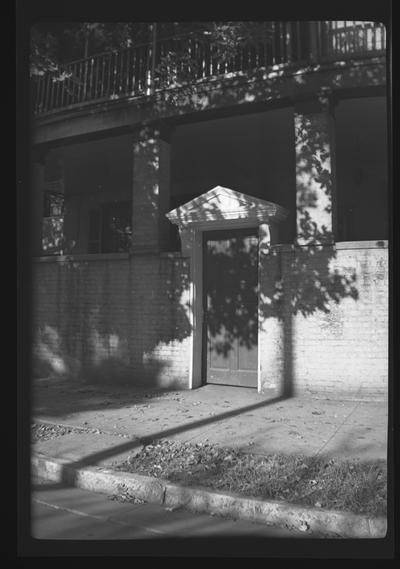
top-left (298, 520), bottom-right (310, 532)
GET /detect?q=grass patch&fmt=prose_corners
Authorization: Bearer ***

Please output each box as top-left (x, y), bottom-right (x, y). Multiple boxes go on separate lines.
top-left (31, 422), bottom-right (109, 441)
top-left (114, 439), bottom-right (386, 517)
top-left (31, 423), bottom-right (75, 441)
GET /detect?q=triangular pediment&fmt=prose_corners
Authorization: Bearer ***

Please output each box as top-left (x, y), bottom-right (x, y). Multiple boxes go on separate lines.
top-left (166, 186), bottom-right (288, 228)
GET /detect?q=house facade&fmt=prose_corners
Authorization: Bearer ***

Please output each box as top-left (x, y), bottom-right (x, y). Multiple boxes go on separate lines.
top-left (30, 21), bottom-right (389, 399)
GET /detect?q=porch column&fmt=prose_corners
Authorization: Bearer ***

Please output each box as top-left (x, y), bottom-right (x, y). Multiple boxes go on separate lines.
top-left (30, 149), bottom-right (45, 257)
top-left (294, 95), bottom-right (337, 245)
top-left (132, 125), bottom-right (171, 252)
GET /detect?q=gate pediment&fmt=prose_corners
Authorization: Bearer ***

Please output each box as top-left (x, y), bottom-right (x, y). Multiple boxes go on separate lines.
top-left (166, 186), bottom-right (288, 228)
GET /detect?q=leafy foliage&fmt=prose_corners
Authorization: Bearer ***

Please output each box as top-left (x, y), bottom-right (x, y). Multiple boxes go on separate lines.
top-left (30, 22), bottom-right (148, 77)
top-left (30, 21), bottom-right (275, 78)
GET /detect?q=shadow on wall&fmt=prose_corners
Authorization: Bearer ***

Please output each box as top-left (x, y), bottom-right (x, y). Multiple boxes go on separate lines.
top-left (32, 255), bottom-right (192, 389)
top-left (143, 52), bottom-right (386, 120)
top-left (132, 126), bottom-right (163, 249)
top-left (202, 235), bottom-right (358, 398)
top-left (205, 232), bottom-right (259, 357)
top-left (33, 54), bottom-right (388, 394)
top-left (33, 124), bottom-right (188, 388)
top-left (33, 132), bottom-right (359, 396)
top-left (167, 114), bottom-right (359, 398)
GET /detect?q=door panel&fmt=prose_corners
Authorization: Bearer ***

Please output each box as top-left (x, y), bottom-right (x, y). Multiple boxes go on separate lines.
top-left (204, 229), bottom-right (258, 387)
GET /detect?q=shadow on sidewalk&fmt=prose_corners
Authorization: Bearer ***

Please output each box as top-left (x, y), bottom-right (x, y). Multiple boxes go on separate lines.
top-left (33, 393), bottom-right (287, 491)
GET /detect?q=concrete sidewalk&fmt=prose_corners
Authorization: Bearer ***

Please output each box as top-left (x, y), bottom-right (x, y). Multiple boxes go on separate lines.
top-left (31, 378), bottom-right (388, 538)
top-left (32, 378), bottom-right (388, 467)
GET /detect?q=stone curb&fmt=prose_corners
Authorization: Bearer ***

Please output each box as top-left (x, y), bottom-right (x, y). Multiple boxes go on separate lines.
top-left (31, 453), bottom-right (387, 539)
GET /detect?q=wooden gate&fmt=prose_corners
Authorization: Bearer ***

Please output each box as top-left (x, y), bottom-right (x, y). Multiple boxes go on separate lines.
top-left (203, 228), bottom-right (259, 387)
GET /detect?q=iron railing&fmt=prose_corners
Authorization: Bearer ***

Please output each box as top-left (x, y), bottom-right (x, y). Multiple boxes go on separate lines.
top-left (32, 21), bottom-right (386, 116)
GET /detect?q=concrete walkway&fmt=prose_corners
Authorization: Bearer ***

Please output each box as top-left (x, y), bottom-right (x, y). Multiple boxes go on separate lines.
top-left (32, 378), bottom-right (388, 468)
top-left (30, 378), bottom-right (389, 539)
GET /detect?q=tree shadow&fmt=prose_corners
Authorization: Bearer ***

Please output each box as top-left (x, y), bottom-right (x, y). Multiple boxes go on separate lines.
top-left (28, 26), bottom-right (389, 553)
top-left (32, 393), bottom-right (388, 520)
top-left (31, 21), bottom-right (389, 421)
top-left (32, 123), bottom-right (360, 403)
top-left (31, 22), bottom-right (386, 117)
top-left (32, 249), bottom-right (192, 396)
top-left (205, 231), bottom-right (259, 357)
top-left (33, 393), bottom-right (287, 492)
top-left (145, 52), bottom-right (386, 124)
top-left (167, 182), bottom-right (359, 398)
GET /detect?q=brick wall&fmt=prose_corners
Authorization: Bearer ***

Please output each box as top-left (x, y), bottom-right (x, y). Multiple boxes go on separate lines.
top-left (32, 243), bottom-right (388, 399)
top-left (259, 242), bottom-right (388, 400)
top-left (32, 253), bottom-right (191, 388)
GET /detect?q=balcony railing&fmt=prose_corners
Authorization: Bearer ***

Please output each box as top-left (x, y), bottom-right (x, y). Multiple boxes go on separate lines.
top-left (32, 21), bottom-right (386, 116)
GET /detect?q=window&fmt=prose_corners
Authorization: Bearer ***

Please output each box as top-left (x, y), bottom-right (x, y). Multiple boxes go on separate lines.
top-left (44, 190), bottom-right (64, 217)
top-left (42, 180), bottom-right (65, 255)
top-left (88, 201), bottom-right (132, 253)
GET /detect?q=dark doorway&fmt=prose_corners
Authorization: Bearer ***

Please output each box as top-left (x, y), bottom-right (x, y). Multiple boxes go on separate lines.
top-left (203, 228), bottom-right (259, 387)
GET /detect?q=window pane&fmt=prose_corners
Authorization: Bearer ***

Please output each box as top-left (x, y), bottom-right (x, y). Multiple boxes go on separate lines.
top-left (42, 217), bottom-right (64, 255)
top-left (101, 201), bottom-right (132, 253)
top-left (44, 191), bottom-right (64, 217)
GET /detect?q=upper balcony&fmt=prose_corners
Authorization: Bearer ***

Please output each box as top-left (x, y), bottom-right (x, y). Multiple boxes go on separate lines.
top-left (32, 21), bottom-right (386, 118)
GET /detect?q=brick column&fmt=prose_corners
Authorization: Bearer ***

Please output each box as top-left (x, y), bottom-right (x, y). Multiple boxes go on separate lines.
top-left (294, 95), bottom-right (337, 245)
top-left (131, 125), bottom-right (171, 252)
top-left (30, 149), bottom-right (45, 257)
